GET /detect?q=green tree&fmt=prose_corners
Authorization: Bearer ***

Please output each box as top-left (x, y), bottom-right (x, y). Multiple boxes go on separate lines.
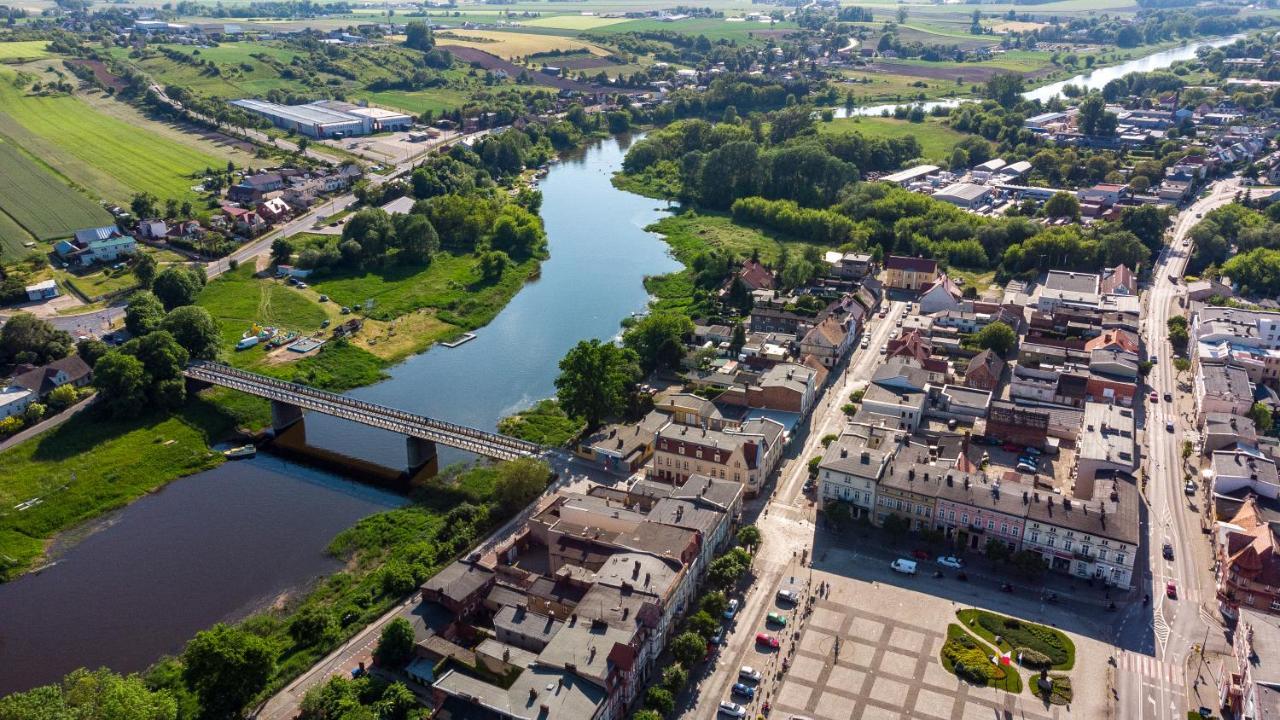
top-left (1249, 402), bottom-right (1275, 435)
top-left (687, 610), bottom-right (719, 641)
top-left (271, 238), bottom-right (294, 266)
top-left (0, 312), bottom-right (72, 365)
top-left (375, 683), bottom-right (415, 720)
top-left (974, 321), bottom-right (1016, 355)
top-left (708, 554), bottom-right (745, 588)
top-left (404, 20), bottom-right (434, 51)
top-left (289, 606), bottom-right (337, 648)
top-left (77, 337), bottom-right (110, 367)
top-left (700, 591), bottom-right (728, 618)
top-left (0, 668), bottom-right (177, 720)
top-left (131, 192), bottom-right (157, 219)
top-left (662, 663), bottom-right (689, 695)
top-left (494, 457), bottom-right (553, 515)
top-left (554, 339), bottom-right (641, 428)
top-left (633, 712), bottom-right (663, 720)
top-left (645, 687), bottom-right (675, 715)
top-left (477, 250), bottom-right (511, 282)
top-left (1043, 191), bottom-right (1080, 220)
top-left (162, 305), bottom-right (221, 360)
top-left (374, 618), bottom-right (415, 668)
top-left (46, 383), bottom-right (79, 411)
top-left (671, 631), bottom-right (707, 668)
top-left (729, 321), bottom-right (746, 357)
top-left (23, 402), bottom-right (45, 424)
top-left (736, 524), bottom-right (761, 549)
top-left (134, 252), bottom-right (158, 288)
top-left (623, 313), bottom-right (694, 374)
top-left (152, 267), bottom-right (204, 310)
top-left (125, 290), bottom-right (167, 337)
top-left (93, 352), bottom-right (148, 419)
top-left (393, 214), bottom-right (439, 265)
top-left (984, 73), bottom-right (1024, 107)
top-left (181, 623), bottom-right (275, 719)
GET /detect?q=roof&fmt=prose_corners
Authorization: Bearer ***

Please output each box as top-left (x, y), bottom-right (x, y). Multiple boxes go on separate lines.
top-left (11, 356), bottom-right (91, 395)
top-left (1024, 474), bottom-right (1139, 545)
top-left (1077, 403), bottom-right (1137, 468)
top-left (494, 604), bottom-right (563, 647)
top-left (434, 664), bottom-right (606, 720)
top-left (648, 497), bottom-right (723, 537)
top-left (933, 182), bottom-right (991, 203)
top-left (881, 164), bottom-right (939, 183)
top-left (24, 279), bottom-right (57, 293)
top-left (758, 363), bottom-right (818, 394)
top-left (1200, 362), bottom-right (1253, 402)
top-left (670, 473), bottom-right (742, 511)
top-left (801, 316), bottom-right (846, 351)
top-left (1044, 270), bottom-right (1101, 295)
top-left (1239, 608), bottom-right (1280, 689)
top-left (0, 385), bottom-right (33, 407)
top-left (941, 384), bottom-right (992, 410)
top-left (421, 561), bottom-right (494, 603)
top-left (232, 98), bottom-right (366, 127)
top-left (1086, 329), bottom-right (1139, 354)
top-left (73, 226), bottom-right (120, 244)
top-left (819, 427), bottom-right (896, 479)
top-left (884, 255), bottom-right (938, 274)
top-left (736, 259), bottom-right (774, 290)
top-left (380, 196), bottom-right (416, 215)
top-left (966, 349), bottom-right (1003, 378)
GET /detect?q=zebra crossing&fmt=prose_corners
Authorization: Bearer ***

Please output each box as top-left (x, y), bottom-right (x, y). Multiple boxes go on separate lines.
top-left (1118, 652), bottom-right (1184, 686)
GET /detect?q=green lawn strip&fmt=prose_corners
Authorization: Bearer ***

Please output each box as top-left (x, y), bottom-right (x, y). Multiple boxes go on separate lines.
top-left (818, 116), bottom-right (977, 163)
top-left (0, 136), bottom-right (113, 240)
top-left (0, 400), bottom-right (234, 580)
top-left (498, 399), bottom-right (584, 446)
top-left (940, 624), bottom-right (1023, 694)
top-left (55, 267), bottom-right (138, 301)
top-left (956, 608), bottom-right (1076, 671)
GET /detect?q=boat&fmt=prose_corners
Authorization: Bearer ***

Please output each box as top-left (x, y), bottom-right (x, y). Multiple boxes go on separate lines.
top-left (224, 445), bottom-right (256, 459)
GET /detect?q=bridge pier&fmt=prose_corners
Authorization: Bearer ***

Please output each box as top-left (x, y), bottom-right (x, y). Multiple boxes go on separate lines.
top-left (271, 400), bottom-right (304, 433)
top-left (406, 436), bottom-right (438, 471)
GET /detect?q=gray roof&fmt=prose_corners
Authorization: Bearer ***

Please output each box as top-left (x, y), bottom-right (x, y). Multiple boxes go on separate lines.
top-left (1044, 270), bottom-right (1101, 295)
top-left (819, 429), bottom-right (893, 479)
top-left (421, 561), bottom-right (494, 603)
top-left (671, 474), bottom-right (742, 511)
top-left (941, 384), bottom-right (992, 410)
top-left (494, 604), bottom-right (564, 647)
top-left (1200, 362), bottom-right (1253, 402)
top-left (434, 664), bottom-right (606, 720)
top-left (1078, 403), bottom-right (1137, 468)
top-left (1239, 608), bottom-right (1280, 688)
top-left (1025, 475), bottom-right (1139, 545)
top-left (231, 98), bottom-right (366, 127)
top-left (648, 497), bottom-right (723, 537)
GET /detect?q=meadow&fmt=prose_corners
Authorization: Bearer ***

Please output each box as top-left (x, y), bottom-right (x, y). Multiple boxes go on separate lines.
top-left (0, 137), bottom-right (113, 245)
top-left (196, 264), bottom-right (331, 367)
top-left (819, 116), bottom-right (977, 162)
top-left (436, 29), bottom-right (610, 59)
top-left (0, 40), bottom-right (51, 62)
top-left (519, 14), bottom-right (632, 30)
top-left (0, 68), bottom-right (243, 205)
top-left (592, 16), bottom-right (796, 42)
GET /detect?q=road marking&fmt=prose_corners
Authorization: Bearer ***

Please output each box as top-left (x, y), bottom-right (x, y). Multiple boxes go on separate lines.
top-left (1153, 608), bottom-right (1171, 653)
top-left (1119, 652), bottom-right (1182, 685)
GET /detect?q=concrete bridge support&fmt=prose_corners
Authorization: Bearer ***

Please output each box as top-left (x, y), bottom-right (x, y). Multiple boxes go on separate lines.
top-left (271, 400), bottom-right (305, 433)
top-left (406, 436), bottom-right (438, 472)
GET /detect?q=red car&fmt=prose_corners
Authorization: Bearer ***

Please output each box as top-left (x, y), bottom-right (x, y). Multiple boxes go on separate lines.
top-left (756, 633), bottom-right (780, 649)
top-left (1002, 442), bottom-right (1021, 453)
top-left (1166, 581), bottom-right (1177, 599)
top-left (911, 549), bottom-right (930, 560)
top-left (1149, 391), bottom-right (1159, 403)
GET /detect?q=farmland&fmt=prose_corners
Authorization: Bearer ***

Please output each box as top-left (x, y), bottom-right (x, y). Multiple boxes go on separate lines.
top-left (436, 29), bottom-right (610, 60)
top-left (0, 41), bottom-right (51, 62)
top-left (519, 14), bottom-right (631, 30)
top-left (591, 16), bottom-right (796, 42)
top-left (0, 67), bottom-right (249, 205)
top-left (0, 137), bottom-right (112, 246)
top-left (818, 116), bottom-right (977, 163)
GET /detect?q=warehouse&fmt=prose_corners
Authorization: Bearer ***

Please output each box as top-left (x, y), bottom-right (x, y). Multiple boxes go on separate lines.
top-left (932, 182), bottom-right (992, 209)
top-left (231, 99), bottom-right (413, 138)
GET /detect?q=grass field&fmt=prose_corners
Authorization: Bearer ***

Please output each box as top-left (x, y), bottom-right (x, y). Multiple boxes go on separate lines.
top-left (355, 87), bottom-right (473, 116)
top-left (436, 30), bottom-right (609, 59)
top-left (0, 208), bottom-right (35, 262)
top-left (0, 40), bottom-right (51, 62)
top-left (0, 137), bottom-right (113, 246)
top-left (0, 401), bottom-right (232, 580)
top-left (591, 16), bottom-right (796, 42)
top-left (819, 116), bottom-right (972, 162)
top-left (0, 68), bottom-right (243, 205)
top-left (196, 265), bottom-right (330, 366)
top-left (519, 14), bottom-right (631, 30)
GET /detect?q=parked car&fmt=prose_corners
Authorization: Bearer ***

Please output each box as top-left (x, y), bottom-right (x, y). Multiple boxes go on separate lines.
top-left (1164, 392), bottom-right (1173, 402)
top-left (860, 337), bottom-right (870, 349)
top-left (1166, 420), bottom-right (1175, 433)
top-left (719, 701), bottom-right (747, 718)
top-left (1166, 581), bottom-right (1178, 599)
top-left (1149, 391), bottom-right (1159, 403)
top-left (711, 627), bottom-right (725, 646)
top-left (340, 306), bottom-right (352, 314)
top-left (776, 589), bottom-right (798, 604)
top-left (1018, 455), bottom-right (1039, 467)
top-left (767, 612), bottom-right (788, 627)
top-left (890, 558), bottom-right (917, 575)
top-left (738, 666), bottom-right (762, 683)
top-left (756, 633), bottom-right (780, 649)
top-left (1023, 447), bottom-right (1042, 456)
top-left (724, 598), bottom-right (739, 619)
top-left (911, 549), bottom-right (930, 560)
top-left (937, 556), bottom-right (964, 569)
top-left (732, 683), bottom-right (756, 699)
top-left (1163, 543), bottom-right (1174, 560)
top-left (318, 294), bottom-right (329, 302)
top-left (1016, 462), bottom-right (1038, 474)
top-left (1185, 480), bottom-right (1198, 495)
top-left (1002, 442), bottom-right (1021, 453)
top-left (880, 343), bottom-right (888, 354)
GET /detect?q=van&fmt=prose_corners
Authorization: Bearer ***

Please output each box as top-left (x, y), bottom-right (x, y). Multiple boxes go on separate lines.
top-left (890, 559), bottom-right (917, 575)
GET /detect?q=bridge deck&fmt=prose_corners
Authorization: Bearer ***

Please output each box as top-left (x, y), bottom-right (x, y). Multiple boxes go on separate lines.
top-left (185, 362), bottom-right (542, 462)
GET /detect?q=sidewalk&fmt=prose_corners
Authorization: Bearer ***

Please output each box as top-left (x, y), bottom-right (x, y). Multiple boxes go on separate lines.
top-left (0, 395), bottom-right (96, 454)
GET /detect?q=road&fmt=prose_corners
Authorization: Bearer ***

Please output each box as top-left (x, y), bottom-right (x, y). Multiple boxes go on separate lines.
top-left (684, 299), bottom-right (906, 718)
top-left (1119, 176), bottom-right (1245, 720)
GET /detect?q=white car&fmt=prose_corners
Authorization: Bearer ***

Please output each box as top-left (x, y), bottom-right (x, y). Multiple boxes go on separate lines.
top-left (880, 343), bottom-right (888, 354)
top-left (719, 701), bottom-right (747, 718)
top-left (777, 588), bottom-right (798, 603)
top-left (739, 666), bottom-right (762, 682)
top-left (860, 337), bottom-right (870, 349)
top-left (890, 558), bottom-right (917, 575)
top-left (937, 556), bottom-right (964, 569)
top-left (724, 598), bottom-right (739, 619)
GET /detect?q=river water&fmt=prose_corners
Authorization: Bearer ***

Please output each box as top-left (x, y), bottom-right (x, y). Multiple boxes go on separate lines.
top-left (835, 35), bottom-right (1242, 117)
top-left (0, 136), bottom-right (680, 695)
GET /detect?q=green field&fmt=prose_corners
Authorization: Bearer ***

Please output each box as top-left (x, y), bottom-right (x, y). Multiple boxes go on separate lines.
top-left (592, 16), bottom-right (795, 42)
top-left (0, 40), bottom-right (51, 62)
top-left (0, 206), bottom-right (35, 262)
top-left (819, 116), bottom-right (973, 163)
top-left (0, 137), bottom-right (113, 245)
top-left (0, 69), bottom-right (237, 204)
top-left (196, 265), bottom-right (330, 366)
top-left (355, 88), bottom-right (473, 116)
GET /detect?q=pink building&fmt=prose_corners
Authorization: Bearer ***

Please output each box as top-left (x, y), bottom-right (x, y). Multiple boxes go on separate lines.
top-left (934, 472), bottom-right (1029, 552)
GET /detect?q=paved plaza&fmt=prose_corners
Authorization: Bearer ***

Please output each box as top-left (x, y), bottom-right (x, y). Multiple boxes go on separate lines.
top-left (760, 572), bottom-right (1109, 720)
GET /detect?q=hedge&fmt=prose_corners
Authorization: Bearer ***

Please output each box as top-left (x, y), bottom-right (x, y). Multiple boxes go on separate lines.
top-left (940, 625), bottom-right (1022, 694)
top-left (957, 609), bottom-right (1075, 670)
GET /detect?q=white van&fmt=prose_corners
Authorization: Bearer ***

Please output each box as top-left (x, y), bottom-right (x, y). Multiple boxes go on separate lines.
top-left (890, 559), bottom-right (917, 575)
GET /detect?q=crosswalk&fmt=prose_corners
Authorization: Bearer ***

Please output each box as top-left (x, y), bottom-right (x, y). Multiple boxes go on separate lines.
top-left (1118, 652), bottom-right (1183, 686)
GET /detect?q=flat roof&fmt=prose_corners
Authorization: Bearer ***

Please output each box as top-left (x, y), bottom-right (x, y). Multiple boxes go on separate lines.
top-left (881, 164), bottom-right (939, 184)
top-left (231, 98), bottom-right (365, 127)
top-left (1044, 270), bottom-right (1101, 295)
top-left (933, 182), bottom-right (991, 202)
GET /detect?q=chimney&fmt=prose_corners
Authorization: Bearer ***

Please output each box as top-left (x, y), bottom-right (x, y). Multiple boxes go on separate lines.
top-left (633, 560), bottom-right (641, 578)
top-left (946, 474), bottom-right (953, 487)
top-left (840, 447), bottom-right (848, 458)
top-left (908, 468), bottom-right (916, 480)
top-left (860, 451), bottom-right (871, 464)
top-left (963, 477), bottom-right (970, 490)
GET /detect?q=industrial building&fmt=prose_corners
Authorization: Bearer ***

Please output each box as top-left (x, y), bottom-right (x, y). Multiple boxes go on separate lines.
top-left (932, 182), bottom-right (992, 209)
top-left (230, 99), bottom-right (414, 138)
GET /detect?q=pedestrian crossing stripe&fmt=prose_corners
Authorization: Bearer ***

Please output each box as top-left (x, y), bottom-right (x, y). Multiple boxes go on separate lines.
top-left (1118, 652), bottom-right (1182, 685)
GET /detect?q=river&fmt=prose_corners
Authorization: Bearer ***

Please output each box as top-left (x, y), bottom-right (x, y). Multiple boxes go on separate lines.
top-left (0, 136), bottom-right (681, 695)
top-left (835, 34), bottom-right (1242, 118)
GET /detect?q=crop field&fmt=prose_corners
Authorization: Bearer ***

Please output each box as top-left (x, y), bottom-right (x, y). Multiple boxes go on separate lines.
top-left (0, 138), bottom-right (112, 245)
top-left (436, 30), bottom-right (610, 59)
top-left (819, 116), bottom-right (974, 163)
top-left (0, 41), bottom-right (51, 62)
top-left (0, 68), bottom-right (250, 204)
top-left (519, 14), bottom-right (632, 30)
top-left (591, 16), bottom-right (797, 42)
top-left (356, 87), bottom-right (473, 116)
top-left (0, 210), bottom-right (35, 263)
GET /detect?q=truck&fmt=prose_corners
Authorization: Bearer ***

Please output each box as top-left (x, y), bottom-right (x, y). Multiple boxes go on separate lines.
top-left (890, 558), bottom-right (917, 575)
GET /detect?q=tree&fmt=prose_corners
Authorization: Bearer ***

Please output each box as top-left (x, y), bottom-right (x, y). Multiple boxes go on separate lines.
top-left (289, 606), bottom-right (337, 648)
top-left (125, 290), bottom-right (166, 337)
top-left (0, 313), bottom-right (72, 365)
top-left (162, 305), bottom-right (221, 360)
top-left (974, 321), bottom-right (1016, 355)
top-left (131, 192), bottom-right (157, 219)
top-left (477, 250), bottom-right (510, 282)
top-left (374, 618), bottom-right (415, 668)
top-left (633, 712), bottom-right (663, 720)
top-left (708, 554), bottom-right (746, 588)
top-left (671, 631), bottom-right (707, 668)
top-left (134, 252), bottom-right (158, 288)
top-left (1043, 192), bottom-right (1080, 220)
top-left (23, 402), bottom-right (45, 424)
top-left (1076, 94), bottom-right (1114, 137)
top-left (46, 383), bottom-right (79, 411)
top-left (623, 313), bottom-right (694, 374)
top-left (271, 238), bottom-right (294, 266)
top-left (152, 267), bottom-right (204, 310)
top-left (393, 214), bottom-right (439, 265)
top-left (554, 339), bottom-right (641, 428)
top-left (494, 457), bottom-right (553, 515)
top-left (728, 321), bottom-right (746, 357)
top-left (700, 591), bottom-right (728, 618)
top-left (736, 524), bottom-right (761, 549)
top-left (662, 663), bottom-right (689, 695)
top-left (181, 623), bottom-right (275, 719)
top-left (687, 610), bottom-right (719, 641)
top-left (1250, 402), bottom-right (1275, 435)
top-left (984, 73), bottom-right (1024, 107)
top-left (404, 20), bottom-right (434, 51)
top-left (0, 668), bottom-right (177, 720)
top-left (645, 687), bottom-right (675, 716)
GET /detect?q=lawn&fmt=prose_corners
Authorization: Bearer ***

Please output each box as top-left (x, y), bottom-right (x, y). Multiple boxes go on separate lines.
top-left (0, 401), bottom-right (232, 580)
top-left (498, 399), bottom-right (583, 446)
top-left (0, 68), bottom-right (239, 205)
top-left (436, 30), bottom-right (610, 59)
top-left (939, 624), bottom-right (1024, 694)
top-left (957, 608), bottom-right (1076, 670)
top-left (196, 264), bottom-right (330, 366)
top-left (834, 71), bottom-right (965, 107)
top-left (355, 88), bottom-right (473, 116)
top-left (0, 137), bottom-right (113, 243)
top-left (0, 40), bottom-right (51, 62)
top-left (818, 116), bottom-right (972, 163)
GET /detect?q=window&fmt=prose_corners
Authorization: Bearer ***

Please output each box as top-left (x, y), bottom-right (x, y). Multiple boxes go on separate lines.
top-left (1271, 599), bottom-right (1280, 612)
top-left (1097, 549), bottom-right (1107, 561)
top-left (986, 520), bottom-right (995, 531)
top-left (1046, 538), bottom-right (1055, 548)
top-left (948, 510), bottom-right (956, 522)
top-left (1030, 531), bottom-right (1039, 543)
top-left (1000, 523), bottom-right (1008, 535)
top-left (1064, 540), bottom-right (1073, 552)
top-left (1116, 553), bottom-right (1126, 565)
top-left (961, 513), bottom-right (970, 525)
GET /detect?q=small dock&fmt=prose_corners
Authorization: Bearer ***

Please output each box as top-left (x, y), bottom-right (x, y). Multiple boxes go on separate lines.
top-left (441, 332), bottom-right (477, 349)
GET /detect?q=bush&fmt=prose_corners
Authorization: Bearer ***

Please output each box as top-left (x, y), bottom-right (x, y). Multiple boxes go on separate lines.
top-left (1030, 673), bottom-right (1073, 705)
top-left (1015, 647), bottom-right (1052, 670)
top-left (959, 609), bottom-right (1074, 669)
top-left (940, 625), bottom-right (1021, 693)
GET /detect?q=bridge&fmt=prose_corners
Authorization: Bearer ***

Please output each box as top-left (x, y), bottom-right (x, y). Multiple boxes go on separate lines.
top-left (184, 361), bottom-right (543, 466)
